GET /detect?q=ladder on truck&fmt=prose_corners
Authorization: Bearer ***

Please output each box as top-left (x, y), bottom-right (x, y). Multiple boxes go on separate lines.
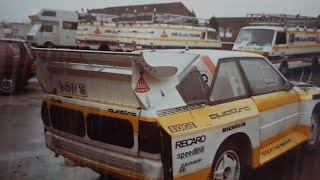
top-left (247, 13), bottom-right (320, 28)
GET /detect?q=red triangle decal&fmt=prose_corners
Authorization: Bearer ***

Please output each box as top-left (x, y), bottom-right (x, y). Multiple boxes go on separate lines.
top-left (135, 73), bottom-right (150, 93)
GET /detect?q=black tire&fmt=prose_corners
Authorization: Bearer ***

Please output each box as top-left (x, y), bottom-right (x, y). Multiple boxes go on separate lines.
top-left (98, 44), bottom-right (110, 51)
top-left (279, 61), bottom-right (289, 76)
top-left (0, 75), bottom-right (17, 95)
top-left (44, 42), bottom-right (54, 48)
top-left (210, 143), bottom-right (245, 180)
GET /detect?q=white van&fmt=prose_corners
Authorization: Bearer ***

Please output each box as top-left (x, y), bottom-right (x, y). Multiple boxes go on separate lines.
top-left (233, 14), bottom-right (320, 74)
top-left (76, 13), bottom-right (222, 51)
top-left (27, 9), bottom-right (78, 48)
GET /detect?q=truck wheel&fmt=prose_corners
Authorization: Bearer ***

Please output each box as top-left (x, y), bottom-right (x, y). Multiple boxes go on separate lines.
top-left (279, 62), bottom-right (289, 76)
top-left (44, 42), bottom-right (54, 48)
top-left (211, 144), bottom-right (244, 180)
top-left (0, 76), bottom-right (17, 95)
top-left (98, 44), bottom-right (110, 51)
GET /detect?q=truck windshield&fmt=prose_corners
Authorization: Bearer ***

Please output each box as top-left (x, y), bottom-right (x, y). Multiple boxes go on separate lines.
top-left (235, 29), bottom-right (274, 46)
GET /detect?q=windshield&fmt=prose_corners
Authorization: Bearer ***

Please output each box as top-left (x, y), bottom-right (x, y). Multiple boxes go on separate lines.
top-left (235, 29), bottom-right (274, 46)
top-left (29, 24), bottom-right (41, 33)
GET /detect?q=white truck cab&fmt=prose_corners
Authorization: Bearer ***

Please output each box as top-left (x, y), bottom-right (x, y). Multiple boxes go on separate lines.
top-left (27, 9), bottom-right (78, 48)
top-left (233, 14), bottom-right (320, 75)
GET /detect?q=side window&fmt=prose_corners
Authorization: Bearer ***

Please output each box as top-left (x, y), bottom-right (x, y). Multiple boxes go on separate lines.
top-left (41, 11), bottom-right (56, 17)
top-left (201, 32), bottom-right (206, 39)
top-left (275, 32), bottom-right (287, 44)
top-left (210, 61), bottom-right (247, 102)
top-left (40, 25), bottom-right (53, 32)
top-left (207, 31), bottom-right (218, 40)
top-left (176, 67), bottom-right (209, 104)
top-left (289, 34), bottom-right (295, 44)
top-left (240, 59), bottom-right (284, 95)
top-left (63, 22), bottom-right (78, 30)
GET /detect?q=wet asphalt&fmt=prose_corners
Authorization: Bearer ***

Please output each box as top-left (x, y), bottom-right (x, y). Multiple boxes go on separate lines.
top-left (0, 70), bottom-right (319, 180)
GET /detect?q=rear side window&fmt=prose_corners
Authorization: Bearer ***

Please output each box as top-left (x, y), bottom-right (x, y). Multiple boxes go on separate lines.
top-left (240, 59), bottom-right (284, 95)
top-left (210, 61), bottom-right (247, 102)
top-left (176, 67), bottom-right (209, 104)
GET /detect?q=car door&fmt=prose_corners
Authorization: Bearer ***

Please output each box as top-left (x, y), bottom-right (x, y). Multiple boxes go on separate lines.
top-left (238, 58), bottom-right (300, 146)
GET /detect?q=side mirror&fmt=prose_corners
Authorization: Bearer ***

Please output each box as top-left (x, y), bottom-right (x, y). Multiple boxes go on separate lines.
top-left (284, 81), bottom-right (293, 91)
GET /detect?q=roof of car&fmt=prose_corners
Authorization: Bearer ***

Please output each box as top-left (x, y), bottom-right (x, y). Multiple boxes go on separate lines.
top-left (142, 49), bottom-right (265, 65)
top-left (0, 38), bottom-right (27, 43)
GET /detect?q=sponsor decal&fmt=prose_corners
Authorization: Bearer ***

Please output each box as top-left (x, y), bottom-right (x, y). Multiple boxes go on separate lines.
top-left (107, 108), bottom-right (137, 116)
top-left (261, 139), bottom-right (292, 156)
top-left (209, 106), bottom-right (251, 120)
top-left (94, 27), bottom-right (101, 34)
top-left (176, 135), bottom-right (206, 149)
top-left (294, 36), bottom-right (317, 42)
top-left (222, 122), bottom-right (246, 133)
top-left (237, 46), bottom-right (264, 51)
top-left (135, 72), bottom-right (150, 93)
top-left (168, 122), bottom-right (197, 133)
top-left (178, 158), bottom-right (202, 173)
top-left (171, 32), bottom-right (201, 38)
top-left (161, 30), bottom-right (168, 38)
top-left (177, 146), bottom-right (204, 159)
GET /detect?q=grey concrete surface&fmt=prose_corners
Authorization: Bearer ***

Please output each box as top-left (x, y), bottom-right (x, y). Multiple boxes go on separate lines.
top-left (0, 72), bottom-right (319, 180)
top-left (0, 78), bottom-right (98, 180)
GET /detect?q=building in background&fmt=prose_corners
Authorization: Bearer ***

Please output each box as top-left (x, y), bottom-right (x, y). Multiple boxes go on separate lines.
top-left (90, 2), bottom-right (193, 17)
top-left (215, 17), bottom-right (248, 42)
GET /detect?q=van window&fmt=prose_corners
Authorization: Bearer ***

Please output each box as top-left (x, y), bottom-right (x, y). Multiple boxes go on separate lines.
top-left (201, 32), bottom-right (206, 39)
top-left (40, 25), bottom-right (53, 32)
top-left (207, 31), bottom-right (218, 40)
top-left (41, 11), bottom-right (56, 17)
top-left (289, 34), bottom-right (295, 44)
top-left (63, 22), bottom-right (78, 30)
top-left (275, 32), bottom-right (287, 44)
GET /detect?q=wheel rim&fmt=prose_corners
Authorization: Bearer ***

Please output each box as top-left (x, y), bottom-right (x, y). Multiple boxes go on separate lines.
top-left (0, 78), bottom-right (16, 93)
top-left (212, 150), bottom-right (241, 180)
top-left (309, 114), bottom-right (319, 145)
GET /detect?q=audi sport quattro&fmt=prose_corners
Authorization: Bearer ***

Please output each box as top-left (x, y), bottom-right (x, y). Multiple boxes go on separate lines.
top-left (35, 47), bottom-right (320, 180)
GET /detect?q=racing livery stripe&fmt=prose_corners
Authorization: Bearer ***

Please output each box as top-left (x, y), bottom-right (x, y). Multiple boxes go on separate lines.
top-left (201, 55), bottom-right (216, 75)
top-left (252, 90), bottom-right (299, 112)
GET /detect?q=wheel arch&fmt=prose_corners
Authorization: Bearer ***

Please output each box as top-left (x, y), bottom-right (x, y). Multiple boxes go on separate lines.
top-left (217, 132), bottom-right (254, 168)
top-left (312, 102), bottom-right (320, 115)
top-left (43, 41), bottom-right (55, 48)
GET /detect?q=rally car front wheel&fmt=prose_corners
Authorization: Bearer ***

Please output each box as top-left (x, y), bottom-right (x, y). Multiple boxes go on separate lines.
top-left (211, 144), bottom-right (244, 180)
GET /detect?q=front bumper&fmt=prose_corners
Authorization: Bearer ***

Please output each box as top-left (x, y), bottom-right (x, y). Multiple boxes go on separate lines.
top-left (45, 131), bottom-right (163, 179)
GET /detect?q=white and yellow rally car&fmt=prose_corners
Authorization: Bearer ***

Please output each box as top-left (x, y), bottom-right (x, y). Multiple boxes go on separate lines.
top-left (35, 47), bottom-right (320, 180)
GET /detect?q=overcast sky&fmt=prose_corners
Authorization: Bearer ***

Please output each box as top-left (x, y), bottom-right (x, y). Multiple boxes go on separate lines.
top-left (1, 0), bottom-right (320, 22)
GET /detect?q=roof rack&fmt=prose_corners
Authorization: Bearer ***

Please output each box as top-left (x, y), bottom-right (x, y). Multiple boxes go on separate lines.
top-left (78, 12), bottom-right (209, 27)
top-left (247, 14), bottom-right (320, 28)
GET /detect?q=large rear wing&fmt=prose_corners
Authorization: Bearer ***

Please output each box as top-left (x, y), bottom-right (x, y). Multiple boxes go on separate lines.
top-left (34, 48), bottom-right (195, 108)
